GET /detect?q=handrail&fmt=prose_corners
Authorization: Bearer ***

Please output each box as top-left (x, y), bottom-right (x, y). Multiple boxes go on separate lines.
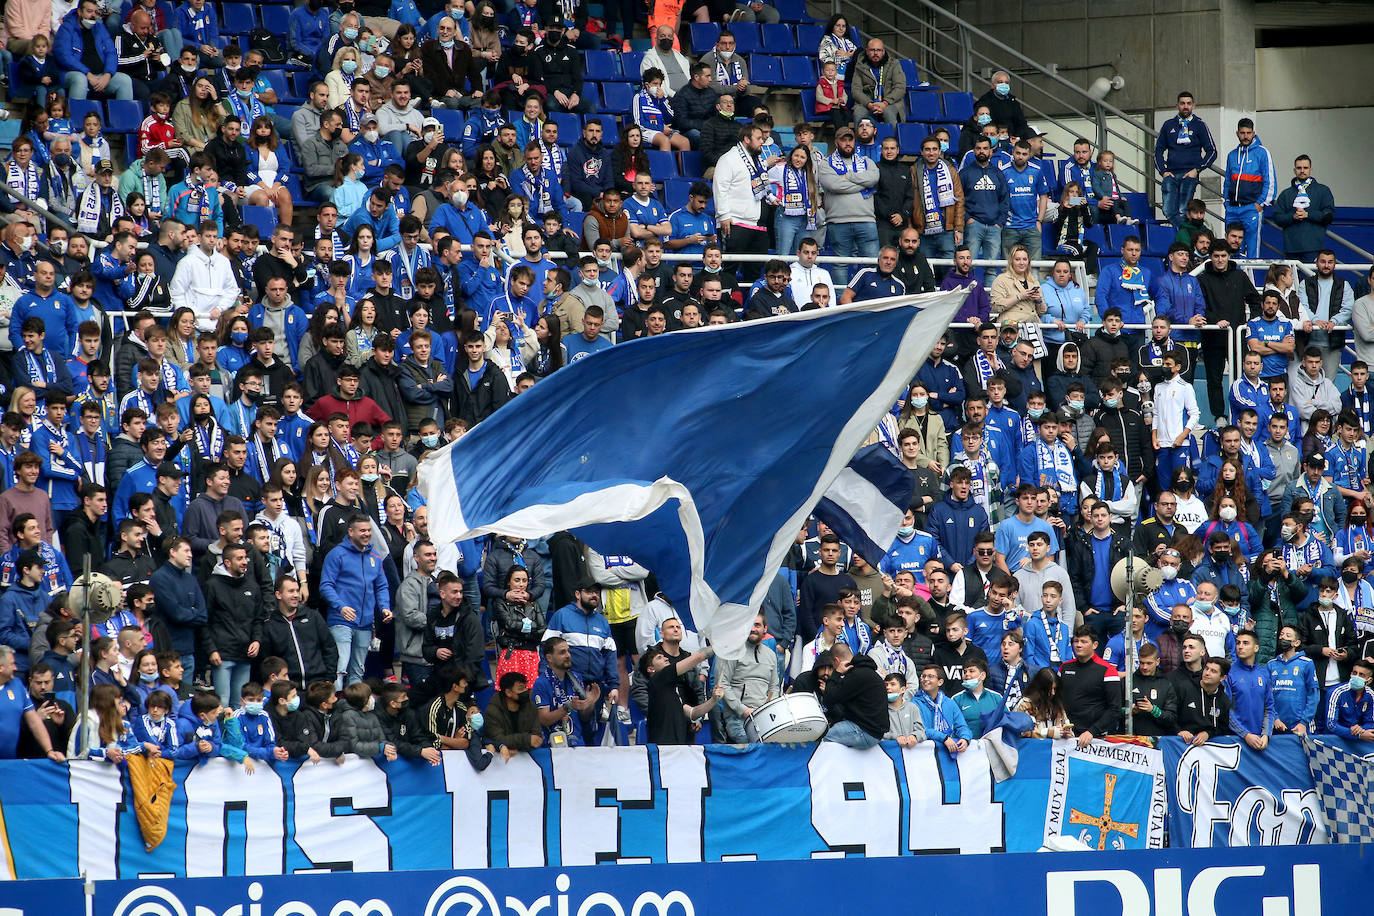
top-left (844, 0), bottom-right (1374, 264)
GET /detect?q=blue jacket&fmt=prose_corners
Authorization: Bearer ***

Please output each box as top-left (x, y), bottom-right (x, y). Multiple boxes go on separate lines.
top-left (914, 689), bottom-right (972, 742)
top-left (149, 562), bottom-right (208, 656)
top-left (958, 160), bottom-right (1010, 226)
top-left (544, 603), bottom-right (620, 690)
top-left (348, 136), bottom-right (403, 185)
top-left (510, 166), bottom-right (569, 221)
top-left (926, 494), bottom-right (989, 568)
top-left (1323, 683), bottom-right (1374, 739)
top-left (1191, 556), bottom-right (1251, 614)
top-left (1095, 260), bottom-right (1153, 325)
top-left (246, 144), bottom-right (296, 187)
top-left (879, 531), bottom-right (941, 582)
top-left (175, 717), bottom-right (224, 761)
top-left (1267, 653), bottom-right (1320, 730)
top-left (320, 539), bottom-right (391, 629)
top-left (429, 202), bottom-right (488, 249)
top-left (1198, 452), bottom-right (1270, 515)
top-left (32, 422), bottom-right (82, 512)
top-left (1150, 267), bottom-right (1205, 340)
top-left (1225, 658), bottom-right (1274, 737)
top-left (10, 289), bottom-right (77, 357)
top-left (1153, 115), bottom-right (1218, 175)
top-left (0, 584), bottom-right (44, 673)
top-left (915, 357), bottom-right (965, 431)
top-left (167, 180), bottom-right (225, 233)
top-left (965, 607), bottom-right (1022, 660)
top-left (462, 108), bottom-right (509, 159)
top-left (174, 2), bottom-right (219, 46)
top-left (1272, 178), bottom-right (1335, 256)
top-left (343, 205), bottom-right (401, 252)
top-left (1022, 609), bottom-right (1072, 672)
top-left (234, 709), bottom-right (278, 760)
top-left (90, 250), bottom-right (138, 317)
top-left (248, 301), bottom-right (309, 368)
top-left (1224, 137), bottom-right (1276, 208)
top-left (565, 139), bottom-right (613, 202)
top-left (54, 10), bottom-right (118, 75)
top-left (0, 542), bottom-right (72, 599)
top-left (288, 5), bottom-right (331, 57)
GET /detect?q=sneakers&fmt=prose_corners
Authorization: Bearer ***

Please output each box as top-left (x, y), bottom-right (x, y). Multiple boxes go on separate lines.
top-left (616, 706), bottom-right (632, 724)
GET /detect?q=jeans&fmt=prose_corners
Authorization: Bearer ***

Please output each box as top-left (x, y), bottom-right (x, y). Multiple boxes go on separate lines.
top-left (922, 229), bottom-right (957, 268)
top-left (401, 661), bottom-right (432, 689)
top-left (1085, 607), bottom-right (1125, 644)
top-left (330, 624), bottom-right (372, 688)
top-left (64, 70), bottom-right (134, 101)
top-left (828, 220), bottom-right (879, 285)
top-left (1001, 225), bottom-right (1042, 262)
top-left (210, 658), bottom-right (253, 709)
top-left (774, 211), bottom-right (810, 257)
top-left (965, 220), bottom-right (1001, 283)
top-left (824, 720), bottom-right (882, 749)
top-left (179, 653), bottom-right (196, 687)
top-left (1224, 205), bottom-right (1262, 258)
top-left (724, 712), bottom-right (750, 744)
top-left (1161, 173), bottom-right (1199, 227)
top-left (385, 130), bottom-right (413, 157)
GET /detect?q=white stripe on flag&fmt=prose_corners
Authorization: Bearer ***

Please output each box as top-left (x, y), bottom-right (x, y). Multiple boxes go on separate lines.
top-left (824, 466), bottom-right (906, 548)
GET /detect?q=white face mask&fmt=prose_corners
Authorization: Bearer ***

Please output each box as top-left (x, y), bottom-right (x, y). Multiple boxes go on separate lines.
top-left (718, 49), bottom-right (733, 59)
top-left (1219, 506), bottom-right (1237, 522)
top-left (363, 129), bottom-right (379, 144)
top-left (364, 695), bottom-right (376, 712)
top-left (422, 130), bottom-right (435, 144)
top-left (19, 236), bottom-right (32, 252)
top-left (453, 189), bottom-right (469, 207)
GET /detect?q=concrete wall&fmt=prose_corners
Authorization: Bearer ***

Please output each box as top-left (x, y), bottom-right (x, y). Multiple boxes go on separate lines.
top-left (1256, 45), bottom-right (1374, 111)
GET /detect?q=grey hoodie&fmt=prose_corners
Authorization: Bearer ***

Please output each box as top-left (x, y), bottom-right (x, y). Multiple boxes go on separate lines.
top-left (819, 152), bottom-right (881, 224)
top-left (717, 640), bottom-right (781, 718)
top-left (885, 700), bottom-right (928, 741)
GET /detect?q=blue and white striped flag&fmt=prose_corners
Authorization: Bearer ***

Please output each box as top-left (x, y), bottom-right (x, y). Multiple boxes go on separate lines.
top-left (419, 290), bottom-right (965, 657)
top-left (813, 443), bottom-right (916, 568)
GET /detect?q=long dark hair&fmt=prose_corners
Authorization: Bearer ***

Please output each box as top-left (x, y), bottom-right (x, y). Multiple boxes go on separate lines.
top-left (536, 313), bottom-right (563, 374)
top-left (613, 125), bottom-right (651, 179)
top-left (1020, 668), bottom-right (1066, 725)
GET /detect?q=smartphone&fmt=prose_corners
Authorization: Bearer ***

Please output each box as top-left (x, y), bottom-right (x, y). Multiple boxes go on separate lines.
top-left (41, 692), bottom-right (56, 704)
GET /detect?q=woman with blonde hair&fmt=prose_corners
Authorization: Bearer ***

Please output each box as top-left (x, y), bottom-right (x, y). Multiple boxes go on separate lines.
top-left (989, 243), bottom-right (1046, 357)
top-left (327, 47), bottom-right (363, 108)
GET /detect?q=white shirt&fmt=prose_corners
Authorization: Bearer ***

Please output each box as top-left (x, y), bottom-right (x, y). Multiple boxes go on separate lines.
top-left (170, 246), bottom-right (240, 330)
top-left (1153, 374), bottom-right (1200, 444)
top-left (789, 261), bottom-right (835, 308)
top-left (1190, 607), bottom-right (1232, 658)
top-left (712, 145), bottom-right (763, 227)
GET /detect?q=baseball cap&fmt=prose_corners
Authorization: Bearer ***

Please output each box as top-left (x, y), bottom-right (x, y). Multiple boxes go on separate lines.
top-left (1303, 453), bottom-right (1326, 468)
top-left (96, 161), bottom-right (114, 173)
top-left (834, 126), bottom-right (856, 139)
top-left (422, 116), bottom-right (442, 129)
top-left (1025, 124), bottom-right (1047, 138)
top-left (156, 461), bottom-right (185, 478)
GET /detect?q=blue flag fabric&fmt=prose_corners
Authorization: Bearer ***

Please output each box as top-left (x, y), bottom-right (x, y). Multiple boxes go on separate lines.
top-left (812, 443), bottom-right (916, 568)
top-left (419, 291), bottom-right (966, 657)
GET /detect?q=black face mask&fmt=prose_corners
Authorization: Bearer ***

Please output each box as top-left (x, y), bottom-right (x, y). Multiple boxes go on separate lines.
top-left (1170, 620), bottom-right (1190, 635)
top-left (657, 38), bottom-right (673, 51)
top-left (1211, 552), bottom-right (1230, 563)
top-left (1342, 570), bottom-right (1361, 584)
top-left (1351, 517), bottom-right (1367, 527)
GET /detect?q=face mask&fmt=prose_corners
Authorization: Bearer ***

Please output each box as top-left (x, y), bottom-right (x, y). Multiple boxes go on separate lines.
top-left (1027, 406), bottom-right (1044, 419)
top-left (361, 472), bottom-right (380, 483)
top-left (421, 433), bottom-right (440, 448)
top-left (365, 695), bottom-right (376, 712)
top-left (886, 693), bottom-right (900, 703)
top-left (373, 66), bottom-right (390, 78)
top-left (719, 49), bottom-right (734, 59)
top-left (1192, 599), bottom-right (1214, 614)
top-left (469, 712), bottom-right (484, 730)
top-left (343, 27), bottom-right (359, 40)
top-left (909, 396), bottom-right (928, 410)
top-left (245, 390), bottom-right (263, 404)
top-left (342, 59), bottom-right (358, 74)
top-left (1281, 525), bottom-right (1296, 541)
top-left (657, 38), bottom-right (673, 51)
top-left (1352, 675), bottom-right (1368, 691)
top-left (1160, 565), bottom-right (1178, 581)
top-left (49, 239), bottom-right (66, 255)
top-left (139, 671), bottom-right (158, 683)
top-left (19, 236), bottom-right (32, 252)
top-left (1219, 506), bottom-right (1237, 522)
top-left (1066, 399), bottom-right (1084, 413)
top-left (1170, 620), bottom-right (1190, 635)
top-left (1343, 570), bottom-right (1361, 584)
top-left (244, 701), bottom-right (264, 716)
top-left (961, 678), bottom-right (980, 691)
top-left (897, 525), bottom-right (915, 537)
top-left (181, 62), bottom-right (198, 73)
top-left (287, 695), bottom-right (301, 711)
top-left (1103, 397), bottom-right (1120, 409)
top-left (976, 113), bottom-right (991, 126)
top-left (230, 330), bottom-right (249, 345)
top-left (1352, 517), bottom-right (1368, 527)
top-left (596, 257), bottom-right (612, 269)
top-left (81, 16), bottom-right (98, 27)
top-left (440, 38), bottom-right (454, 49)
top-left (1318, 597), bottom-right (1334, 608)
top-left (452, 6), bottom-right (466, 18)
top-left (582, 276), bottom-right (599, 287)
top-left (364, 129), bottom-right (379, 144)
top-left (995, 82), bottom-right (1010, 97)
top-left (237, 88), bottom-right (252, 100)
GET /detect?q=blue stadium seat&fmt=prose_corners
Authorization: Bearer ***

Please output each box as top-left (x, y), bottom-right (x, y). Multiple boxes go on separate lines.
top-left (105, 99), bottom-right (144, 133)
top-left (646, 150), bottom-right (678, 179)
top-left (690, 23), bottom-right (721, 54)
top-left (906, 93), bottom-right (941, 123)
top-left (759, 24), bottom-right (798, 55)
top-left (794, 24), bottom-right (823, 54)
top-left (431, 108), bottom-right (465, 138)
top-left (260, 5), bottom-right (290, 36)
top-left (678, 149), bottom-right (703, 179)
top-left (874, 123), bottom-right (895, 146)
top-left (586, 114), bottom-right (619, 146)
top-left (1143, 222), bottom-right (1175, 256)
top-left (1087, 224), bottom-right (1114, 255)
top-left (896, 123), bottom-right (924, 157)
top-left (942, 91), bottom-right (975, 123)
top-left (290, 71), bottom-right (314, 101)
top-left (1123, 192), bottom-right (1151, 222)
top-left (124, 134), bottom-right (140, 162)
top-left (799, 88), bottom-right (818, 122)
top-left (68, 100), bottom-right (103, 127)
top-left (599, 82), bottom-right (634, 115)
top-left (1107, 223), bottom-right (1142, 251)
top-left (779, 56), bottom-right (815, 88)
top-left (750, 55), bottom-right (781, 87)
top-left (241, 205), bottom-right (279, 238)
top-left (259, 69), bottom-right (290, 103)
top-left (584, 50), bottom-right (621, 81)
top-left (663, 178), bottom-right (692, 212)
top-left (550, 112), bottom-right (581, 142)
top-left (898, 59), bottom-right (921, 87)
top-left (284, 174), bottom-right (309, 208)
top-left (221, 3), bottom-right (257, 36)
top-left (731, 23), bottom-right (761, 54)
top-left (622, 51), bottom-right (645, 78)
top-left (773, 0), bottom-right (816, 22)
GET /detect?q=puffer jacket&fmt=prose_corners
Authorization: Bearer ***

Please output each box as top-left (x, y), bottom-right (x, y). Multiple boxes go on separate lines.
top-left (491, 597), bottom-right (546, 652)
top-left (716, 640), bottom-right (781, 718)
top-left (481, 539), bottom-right (548, 606)
top-left (201, 564), bottom-right (268, 662)
top-left (334, 701), bottom-right (390, 757)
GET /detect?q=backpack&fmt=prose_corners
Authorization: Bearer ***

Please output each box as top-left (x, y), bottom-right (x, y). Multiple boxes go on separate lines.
top-left (249, 29), bottom-right (286, 65)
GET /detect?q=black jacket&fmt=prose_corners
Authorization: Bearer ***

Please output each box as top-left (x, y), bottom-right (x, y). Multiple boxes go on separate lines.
top-left (201, 565), bottom-right (268, 662)
top-left (302, 349), bottom-right (347, 409)
top-left (99, 549), bottom-right (157, 590)
top-left (359, 358), bottom-right (408, 438)
top-left (932, 640), bottom-right (987, 696)
top-left (375, 705), bottom-right (433, 758)
top-left (1131, 516), bottom-right (1179, 561)
top-left (272, 705), bottom-right (349, 758)
top-left (1174, 683), bottom-right (1233, 737)
top-left (894, 251), bottom-right (936, 295)
top-left (673, 83), bottom-right (718, 134)
top-left (1199, 261), bottom-right (1261, 327)
top-left (1057, 654), bottom-right (1123, 736)
top-left (451, 360), bottom-right (511, 427)
top-left (60, 512), bottom-right (106, 575)
top-left (822, 654), bottom-right (889, 739)
top-left (699, 112), bottom-right (741, 168)
top-left (874, 158), bottom-right (915, 227)
top-left (253, 607), bottom-right (338, 685)
top-left (423, 602), bottom-right (487, 681)
top-left (1301, 606), bottom-right (1358, 690)
top-left (1091, 404), bottom-right (1151, 482)
top-left (972, 89), bottom-right (1030, 144)
top-left (1080, 328), bottom-right (1131, 385)
top-left (1066, 528), bottom-right (1131, 612)
top-left (530, 39), bottom-right (584, 96)
top-left (1127, 671), bottom-right (1178, 737)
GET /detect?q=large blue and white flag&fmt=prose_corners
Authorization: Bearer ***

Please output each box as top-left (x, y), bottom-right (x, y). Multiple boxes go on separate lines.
top-left (813, 444), bottom-right (916, 568)
top-left (419, 290), bottom-right (965, 656)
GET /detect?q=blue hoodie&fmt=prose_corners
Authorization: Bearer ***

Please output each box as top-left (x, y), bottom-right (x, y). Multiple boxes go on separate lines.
top-left (150, 561), bottom-right (208, 657)
top-left (1225, 658), bottom-right (1274, 738)
top-left (1224, 136), bottom-right (1276, 208)
top-left (175, 716), bottom-right (224, 760)
top-left (54, 10), bottom-right (117, 76)
top-left (1267, 652), bottom-right (1319, 730)
top-left (1153, 115), bottom-right (1218, 175)
top-left (957, 159), bottom-right (1010, 226)
top-left (544, 602), bottom-right (620, 690)
top-left (914, 688), bottom-right (972, 743)
top-left (320, 539), bottom-right (391, 630)
top-left (927, 494), bottom-right (990, 568)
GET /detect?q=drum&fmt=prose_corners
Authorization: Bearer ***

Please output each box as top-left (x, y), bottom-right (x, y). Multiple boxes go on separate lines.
top-left (744, 693), bottom-right (829, 744)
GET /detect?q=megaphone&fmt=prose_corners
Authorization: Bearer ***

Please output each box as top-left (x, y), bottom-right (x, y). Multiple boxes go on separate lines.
top-left (1110, 556), bottom-right (1161, 603)
top-left (69, 572), bottom-right (122, 626)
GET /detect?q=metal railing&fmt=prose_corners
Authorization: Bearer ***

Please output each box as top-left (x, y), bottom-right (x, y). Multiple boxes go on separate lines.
top-left (837, 0), bottom-right (1374, 268)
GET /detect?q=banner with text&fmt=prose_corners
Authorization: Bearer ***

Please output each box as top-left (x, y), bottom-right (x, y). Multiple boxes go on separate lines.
top-left (0, 739), bottom-right (1172, 880)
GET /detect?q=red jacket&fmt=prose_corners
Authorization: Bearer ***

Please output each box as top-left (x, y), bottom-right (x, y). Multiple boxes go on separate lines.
top-left (138, 114), bottom-right (179, 156)
top-left (306, 393), bottom-right (392, 431)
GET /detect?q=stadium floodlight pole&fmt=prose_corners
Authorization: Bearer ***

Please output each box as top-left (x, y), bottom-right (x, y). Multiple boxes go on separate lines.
top-left (76, 557), bottom-right (92, 759)
top-left (1123, 547), bottom-right (1135, 737)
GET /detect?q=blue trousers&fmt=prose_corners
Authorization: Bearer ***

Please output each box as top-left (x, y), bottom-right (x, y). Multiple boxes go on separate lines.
top-left (828, 220), bottom-right (879, 285)
top-left (1224, 204), bottom-right (1262, 258)
top-left (824, 720), bottom-right (882, 748)
top-left (331, 624), bottom-right (372, 688)
top-left (1156, 445), bottom-right (1192, 493)
top-left (965, 220), bottom-right (1001, 284)
top-left (1161, 173), bottom-right (1199, 227)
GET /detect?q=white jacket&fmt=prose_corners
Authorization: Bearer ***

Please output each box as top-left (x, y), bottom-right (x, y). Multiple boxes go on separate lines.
top-left (255, 509), bottom-right (308, 579)
top-left (713, 144), bottom-right (763, 227)
top-left (1152, 374), bottom-right (1200, 444)
top-left (789, 261), bottom-right (835, 308)
top-left (170, 246), bottom-right (240, 330)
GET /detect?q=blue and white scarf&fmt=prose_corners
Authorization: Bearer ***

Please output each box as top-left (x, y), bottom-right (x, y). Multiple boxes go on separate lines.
top-left (829, 151), bottom-right (873, 199)
top-left (141, 166), bottom-right (163, 217)
top-left (972, 349), bottom-right (1002, 389)
top-left (196, 419), bottom-right (225, 461)
top-left (714, 55), bottom-right (744, 86)
top-left (76, 183), bottom-right (123, 235)
top-left (521, 165), bottom-right (552, 216)
top-left (919, 161), bottom-right (956, 233)
top-left (248, 433), bottom-right (283, 483)
top-left (1033, 437), bottom-right (1076, 495)
top-left (737, 144), bottom-right (767, 202)
top-left (6, 159), bottom-right (41, 200)
top-left (333, 437), bottom-right (359, 467)
top-left (21, 348), bottom-right (57, 391)
top-left (1089, 463), bottom-right (1128, 502)
top-left (780, 165), bottom-right (816, 229)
